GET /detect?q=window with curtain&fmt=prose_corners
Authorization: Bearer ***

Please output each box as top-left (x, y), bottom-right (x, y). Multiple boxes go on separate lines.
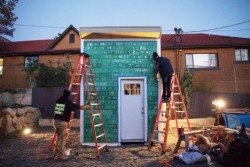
top-left (235, 49), bottom-right (249, 61)
top-left (24, 56), bottom-right (39, 68)
top-left (186, 53), bottom-right (218, 69)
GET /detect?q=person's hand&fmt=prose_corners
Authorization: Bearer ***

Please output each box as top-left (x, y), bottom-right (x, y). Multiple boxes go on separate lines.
top-left (155, 73), bottom-right (159, 81)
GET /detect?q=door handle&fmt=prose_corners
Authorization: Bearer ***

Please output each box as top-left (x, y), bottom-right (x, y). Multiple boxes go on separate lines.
top-left (141, 107), bottom-right (144, 113)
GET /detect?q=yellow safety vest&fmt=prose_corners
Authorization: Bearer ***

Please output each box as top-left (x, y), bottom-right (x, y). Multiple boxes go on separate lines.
top-left (54, 103), bottom-right (65, 115)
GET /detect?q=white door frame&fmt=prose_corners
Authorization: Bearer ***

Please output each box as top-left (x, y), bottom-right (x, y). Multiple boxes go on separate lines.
top-left (118, 76), bottom-right (148, 143)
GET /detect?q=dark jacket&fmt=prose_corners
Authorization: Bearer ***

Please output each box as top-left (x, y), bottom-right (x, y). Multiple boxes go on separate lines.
top-left (156, 57), bottom-right (174, 78)
top-left (54, 96), bottom-right (76, 122)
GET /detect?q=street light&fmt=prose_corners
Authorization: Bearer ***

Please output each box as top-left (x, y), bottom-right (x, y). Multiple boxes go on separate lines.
top-left (212, 99), bottom-right (226, 141)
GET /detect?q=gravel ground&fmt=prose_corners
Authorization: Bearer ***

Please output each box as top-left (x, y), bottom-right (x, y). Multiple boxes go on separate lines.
top-left (0, 127), bottom-right (218, 167)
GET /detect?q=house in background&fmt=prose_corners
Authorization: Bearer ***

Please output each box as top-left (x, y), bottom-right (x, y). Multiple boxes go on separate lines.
top-left (161, 34), bottom-right (250, 94)
top-left (0, 25), bottom-right (80, 88)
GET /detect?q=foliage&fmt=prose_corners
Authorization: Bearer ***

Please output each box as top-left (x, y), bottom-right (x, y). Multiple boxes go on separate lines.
top-left (23, 62), bottom-right (39, 88)
top-left (180, 70), bottom-right (193, 109)
top-left (36, 61), bottom-right (72, 87)
top-left (0, 0), bottom-right (18, 37)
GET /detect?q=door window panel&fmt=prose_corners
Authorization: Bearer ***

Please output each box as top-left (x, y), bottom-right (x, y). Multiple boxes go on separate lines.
top-left (124, 83), bottom-right (140, 95)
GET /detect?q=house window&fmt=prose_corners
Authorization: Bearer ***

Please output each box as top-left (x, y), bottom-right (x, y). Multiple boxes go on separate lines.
top-left (186, 54), bottom-right (218, 69)
top-left (235, 49), bottom-right (249, 61)
top-left (69, 34), bottom-right (75, 43)
top-left (0, 58), bottom-right (3, 76)
top-left (24, 56), bottom-right (39, 68)
top-left (124, 83), bottom-right (140, 95)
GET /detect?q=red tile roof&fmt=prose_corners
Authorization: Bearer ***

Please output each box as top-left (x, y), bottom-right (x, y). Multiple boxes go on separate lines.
top-left (2, 39), bottom-right (55, 53)
top-left (161, 33), bottom-right (250, 48)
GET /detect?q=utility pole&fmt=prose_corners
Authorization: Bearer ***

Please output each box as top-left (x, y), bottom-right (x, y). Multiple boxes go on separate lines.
top-left (174, 27), bottom-right (183, 79)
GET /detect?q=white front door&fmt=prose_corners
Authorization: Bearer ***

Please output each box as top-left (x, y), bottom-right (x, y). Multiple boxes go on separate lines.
top-left (120, 79), bottom-right (145, 142)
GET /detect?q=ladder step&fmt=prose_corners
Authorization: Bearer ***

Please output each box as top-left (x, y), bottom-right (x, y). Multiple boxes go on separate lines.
top-left (88, 83), bottom-right (95, 86)
top-left (86, 65), bottom-right (91, 68)
top-left (154, 130), bottom-right (165, 134)
top-left (175, 102), bottom-right (182, 104)
top-left (93, 113), bottom-right (101, 117)
top-left (91, 103), bottom-right (99, 106)
top-left (73, 82), bottom-right (80, 86)
top-left (98, 143), bottom-right (107, 150)
top-left (96, 133), bottom-right (105, 139)
top-left (174, 93), bottom-right (180, 95)
top-left (90, 93), bottom-right (97, 96)
top-left (71, 92), bottom-right (78, 95)
top-left (94, 123), bottom-right (103, 128)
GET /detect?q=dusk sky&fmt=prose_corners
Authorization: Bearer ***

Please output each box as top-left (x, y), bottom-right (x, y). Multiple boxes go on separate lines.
top-left (3, 0), bottom-right (250, 41)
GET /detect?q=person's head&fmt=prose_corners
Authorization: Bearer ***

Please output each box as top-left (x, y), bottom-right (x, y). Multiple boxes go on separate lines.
top-left (63, 89), bottom-right (71, 98)
top-left (152, 52), bottom-right (159, 61)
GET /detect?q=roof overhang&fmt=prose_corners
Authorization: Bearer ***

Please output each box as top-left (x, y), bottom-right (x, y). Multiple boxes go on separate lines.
top-left (79, 26), bottom-right (162, 39)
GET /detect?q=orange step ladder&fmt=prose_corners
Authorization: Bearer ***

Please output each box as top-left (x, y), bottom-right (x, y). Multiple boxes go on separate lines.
top-left (148, 75), bottom-right (192, 155)
top-left (49, 53), bottom-right (108, 158)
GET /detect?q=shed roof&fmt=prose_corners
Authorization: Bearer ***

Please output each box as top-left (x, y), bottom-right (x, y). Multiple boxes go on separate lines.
top-left (80, 26), bottom-right (162, 39)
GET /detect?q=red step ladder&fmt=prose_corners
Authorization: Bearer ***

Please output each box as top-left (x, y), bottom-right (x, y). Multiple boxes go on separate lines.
top-left (148, 75), bottom-right (192, 155)
top-left (49, 53), bottom-right (108, 158)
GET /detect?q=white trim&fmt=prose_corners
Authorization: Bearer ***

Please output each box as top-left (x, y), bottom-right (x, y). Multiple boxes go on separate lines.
top-left (80, 26), bottom-right (162, 33)
top-left (118, 77), bottom-right (148, 143)
top-left (80, 39), bottom-right (84, 143)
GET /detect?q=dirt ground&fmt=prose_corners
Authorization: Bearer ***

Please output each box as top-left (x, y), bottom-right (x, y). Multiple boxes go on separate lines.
top-left (0, 126), bottom-right (220, 167)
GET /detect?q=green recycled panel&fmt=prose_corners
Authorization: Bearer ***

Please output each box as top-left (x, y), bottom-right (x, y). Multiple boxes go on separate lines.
top-left (83, 41), bottom-right (158, 143)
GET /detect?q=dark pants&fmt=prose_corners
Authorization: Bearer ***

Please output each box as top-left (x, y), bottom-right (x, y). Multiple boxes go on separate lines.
top-left (162, 75), bottom-right (173, 99)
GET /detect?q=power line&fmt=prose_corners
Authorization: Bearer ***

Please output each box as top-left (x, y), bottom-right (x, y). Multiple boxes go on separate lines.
top-left (14, 23), bottom-right (66, 29)
top-left (185, 20), bottom-right (250, 34)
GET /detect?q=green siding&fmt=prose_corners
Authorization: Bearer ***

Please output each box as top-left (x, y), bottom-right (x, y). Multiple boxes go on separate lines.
top-left (83, 41), bottom-right (158, 142)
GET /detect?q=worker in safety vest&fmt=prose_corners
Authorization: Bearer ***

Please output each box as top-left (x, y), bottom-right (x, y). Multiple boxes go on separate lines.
top-left (153, 52), bottom-right (174, 102)
top-left (53, 89), bottom-right (76, 161)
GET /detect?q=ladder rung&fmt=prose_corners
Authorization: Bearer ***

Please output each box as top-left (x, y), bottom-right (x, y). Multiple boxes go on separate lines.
top-left (90, 93), bottom-right (97, 96)
top-left (87, 73), bottom-right (93, 76)
top-left (175, 102), bottom-right (182, 104)
top-left (176, 110), bottom-right (185, 113)
top-left (88, 83), bottom-right (95, 86)
top-left (73, 83), bottom-right (80, 86)
top-left (174, 85), bottom-right (178, 87)
top-left (71, 92), bottom-right (78, 95)
top-left (151, 139), bottom-right (164, 144)
top-left (93, 113), bottom-right (101, 117)
top-left (154, 130), bottom-right (165, 134)
top-left (94, 123), bottom-right (103, 128)
top-left (157, 120), bottom-right (167, 123)
top-left (96, 133), bottom-right (105, 139)
top-left (174, 93), bottom-right (180, 95)
top-left (86, 65), bottom-right (91, 68)
top-left (98, 143), bottom-right (107, 150)
top-left (91, 103), bottom-right (99, 106)
top-left (75, 73), bottom-right (82, 76)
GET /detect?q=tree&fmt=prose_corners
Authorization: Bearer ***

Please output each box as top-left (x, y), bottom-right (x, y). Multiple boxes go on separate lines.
top-left (180, 70), bottom-right (193, 109)
top-left (0, 0), bottom-right (18, 37)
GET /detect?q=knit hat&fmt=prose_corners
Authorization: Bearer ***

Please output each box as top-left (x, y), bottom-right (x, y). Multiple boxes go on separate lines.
top-left (63, 89), bottom-right (71, 97)
top-left (152, 52), bottom-right (159, 59)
